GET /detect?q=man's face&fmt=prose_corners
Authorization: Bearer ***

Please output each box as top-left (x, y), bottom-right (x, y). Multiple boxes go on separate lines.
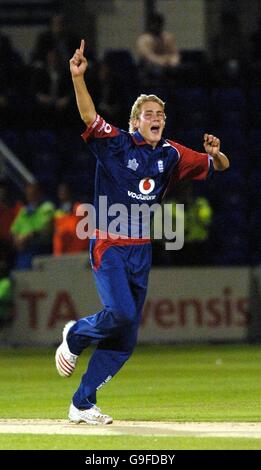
top-left (135, 101), bottom-right (165, 148)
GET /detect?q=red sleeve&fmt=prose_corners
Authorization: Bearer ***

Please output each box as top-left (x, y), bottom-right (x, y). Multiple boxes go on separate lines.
top-left (168, 140), bottom-right (212, 182)
top-left (81, 114), bottom-right (120, 142)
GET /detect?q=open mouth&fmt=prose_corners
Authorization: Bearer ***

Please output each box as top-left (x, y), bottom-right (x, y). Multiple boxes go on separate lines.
top-left (150, 125), bottom-right (160, 135)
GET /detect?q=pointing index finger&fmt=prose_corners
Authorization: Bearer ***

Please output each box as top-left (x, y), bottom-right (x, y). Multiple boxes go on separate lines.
top-left (80, 39), bottom-right (85, 53)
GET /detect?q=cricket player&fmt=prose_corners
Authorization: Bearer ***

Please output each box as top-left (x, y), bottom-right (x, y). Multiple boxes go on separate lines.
top-left (55, 40), bottom-right (229, 425)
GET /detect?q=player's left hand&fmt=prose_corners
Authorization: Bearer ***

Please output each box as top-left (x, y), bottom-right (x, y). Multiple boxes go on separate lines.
top-left (203, 134), bottom-right (220, 157)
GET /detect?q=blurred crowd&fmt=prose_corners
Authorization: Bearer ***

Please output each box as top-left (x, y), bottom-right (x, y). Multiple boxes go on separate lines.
top-left (1, 11), bottom-right (261, 130)
top-left (0, 180), bottom-right (89, 269)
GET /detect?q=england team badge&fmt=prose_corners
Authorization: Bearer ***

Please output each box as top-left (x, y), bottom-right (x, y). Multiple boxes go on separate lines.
top-left (158, 160), bottom-right (164, 173)
top-left (127, 158), bottom-right (139, 171)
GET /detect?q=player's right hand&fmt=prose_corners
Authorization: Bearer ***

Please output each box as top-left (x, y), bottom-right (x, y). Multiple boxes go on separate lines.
top-left (70, 39), bottom-right (88, 77)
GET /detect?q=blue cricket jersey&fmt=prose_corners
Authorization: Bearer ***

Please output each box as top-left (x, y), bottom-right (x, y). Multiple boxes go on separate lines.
top-left (82, 114), bottom-right (213, 239)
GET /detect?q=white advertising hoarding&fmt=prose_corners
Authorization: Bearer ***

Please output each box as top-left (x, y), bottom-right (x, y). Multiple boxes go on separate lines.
top-left (139, 268), bottom-right (249, 342)
top-left (9, 258), bottom-right (249, 345)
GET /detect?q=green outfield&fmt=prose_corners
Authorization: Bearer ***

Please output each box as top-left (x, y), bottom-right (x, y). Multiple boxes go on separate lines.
top-left (0, 344), bottom-right (261, 449)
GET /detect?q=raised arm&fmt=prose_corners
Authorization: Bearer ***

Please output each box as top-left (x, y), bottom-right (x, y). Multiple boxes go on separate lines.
top-left (70, 39), bottom-right (96, 126)
top-left (203, 134), bottom-right (230, 171)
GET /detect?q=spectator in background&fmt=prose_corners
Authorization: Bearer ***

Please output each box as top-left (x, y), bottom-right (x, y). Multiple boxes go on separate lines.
top-left (170, 183), bottom-right (213, 265)
top-left (136, 12), bottom-right (180, 83)
top-left (0, 179), bottom-right (22, 271)
top-left (152, 182), bottom-right (213, 266)
top-left (96, 58), bottom-right (128, 128)
top-left (0, 31), bottom-right (25, 127)
top-left (0, 179), bottom-right (22, 245)
top-left (55, 182), bottom-right (74, 215)
top-left (0, 259), bottom-right (13, 325)
top-left (31, 12), bottom-right (79, 69)
top-left (11, 183), bottom-right (54, 269)
top-left (31, 47), bottom-right (74, 127)
top-left (210, 11), bottom-right (249, 80)
top-left (53, 183), bottom-right (89, 256)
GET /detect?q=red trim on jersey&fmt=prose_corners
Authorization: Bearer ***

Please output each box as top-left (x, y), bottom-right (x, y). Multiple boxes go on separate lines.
top-left (92, 229), bottom-right (150, 271)
top-left (81, 114), bottom-right (119, 142)
top-left (161, 140), bottom-right (211, 199)
top-left (167, 140), bottom-right (210, 181)
top-left (130, 133), bottom-right (147, 146)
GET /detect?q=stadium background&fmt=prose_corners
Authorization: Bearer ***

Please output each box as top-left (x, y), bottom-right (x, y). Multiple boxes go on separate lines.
top-left (1, 0), bottom-right (261, 451)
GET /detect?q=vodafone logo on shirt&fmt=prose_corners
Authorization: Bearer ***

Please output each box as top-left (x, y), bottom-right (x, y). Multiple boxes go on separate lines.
top-left (139, 178), bottom-right (155, 195)
top-left (128, 177), bottom-right (156, 200)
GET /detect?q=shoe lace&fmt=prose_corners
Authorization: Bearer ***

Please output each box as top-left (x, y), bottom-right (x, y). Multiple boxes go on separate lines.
top-left (63, 346), bottom-right (77, 364)
top-left (63, 351), bottom-right (76, 365)
top-left (69, 354), bottom-right (77, 364)
top-left (91, 405), bottom-right (102, 416)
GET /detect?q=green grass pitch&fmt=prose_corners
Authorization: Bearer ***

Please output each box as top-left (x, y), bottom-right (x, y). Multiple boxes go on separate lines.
top-left (0, 344), bottom-right (261, 449)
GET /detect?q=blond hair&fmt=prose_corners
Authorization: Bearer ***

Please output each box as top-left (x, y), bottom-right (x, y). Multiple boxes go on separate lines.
top-left (129, 94), bottom-right (165, 133)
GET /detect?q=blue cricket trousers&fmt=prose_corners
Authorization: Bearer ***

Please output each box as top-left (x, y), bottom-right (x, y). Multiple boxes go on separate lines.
top-left (67, 238), bottom-right (152, 409)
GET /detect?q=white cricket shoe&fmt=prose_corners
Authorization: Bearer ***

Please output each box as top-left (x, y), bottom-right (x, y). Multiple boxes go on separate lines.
top-left (68, 403), bottom-right (113, 425)
top-left (55, 321), bottom-right (78, 377)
